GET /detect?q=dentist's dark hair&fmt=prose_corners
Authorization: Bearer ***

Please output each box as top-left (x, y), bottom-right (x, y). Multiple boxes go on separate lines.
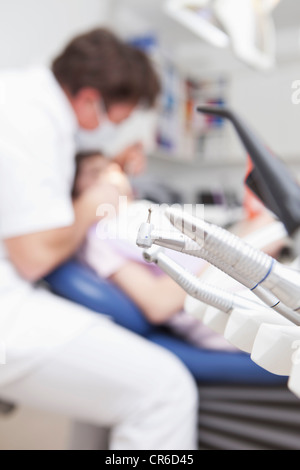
top-left (52, 28), bottom-right (161, 108)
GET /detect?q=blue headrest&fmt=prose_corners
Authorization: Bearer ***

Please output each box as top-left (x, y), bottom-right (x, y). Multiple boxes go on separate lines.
top-left (45, 260), bottom-right (288, 385)
top-left (45, 259), bottom-right (156, 337)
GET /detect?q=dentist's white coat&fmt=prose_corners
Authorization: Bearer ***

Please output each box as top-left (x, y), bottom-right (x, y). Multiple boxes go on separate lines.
top-left (0, 66), bottom-right (197, 450)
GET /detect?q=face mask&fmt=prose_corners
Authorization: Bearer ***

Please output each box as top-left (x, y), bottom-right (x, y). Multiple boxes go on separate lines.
top-left (75, 100), bottom-right (118, 156)
top-left (76, 121), bottom-right (118, 154)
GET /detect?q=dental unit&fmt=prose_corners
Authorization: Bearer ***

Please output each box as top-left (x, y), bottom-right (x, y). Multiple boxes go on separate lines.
top-left (136, 105), bottom-right (300, 327)
top-left (137, 209), bottom-right (300, 326)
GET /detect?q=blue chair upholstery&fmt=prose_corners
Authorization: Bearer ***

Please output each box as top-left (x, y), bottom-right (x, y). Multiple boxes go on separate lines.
top-left (45, 259), bottom-right (156, 337)
top-left (44, 260), bottom-right (287, 385)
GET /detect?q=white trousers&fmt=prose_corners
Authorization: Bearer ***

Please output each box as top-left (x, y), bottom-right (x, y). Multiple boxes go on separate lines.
top-left (0, 297), bottom-right (198, 450)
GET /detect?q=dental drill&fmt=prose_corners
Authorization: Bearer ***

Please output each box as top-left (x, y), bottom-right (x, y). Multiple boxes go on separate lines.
top-left (166, 208), bottom-right (300, 313)
top-left (136, 208), bottom-right (300, 326)
top-left (143, 245), bottom-right (268, 316)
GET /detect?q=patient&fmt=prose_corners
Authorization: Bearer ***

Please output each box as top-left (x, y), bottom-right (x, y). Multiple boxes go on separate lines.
top-left (73, 150), bottom-right (237, 351)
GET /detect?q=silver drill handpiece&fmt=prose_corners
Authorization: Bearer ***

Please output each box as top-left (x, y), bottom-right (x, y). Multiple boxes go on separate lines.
top-left (166, 207), bottom-right (300, 313)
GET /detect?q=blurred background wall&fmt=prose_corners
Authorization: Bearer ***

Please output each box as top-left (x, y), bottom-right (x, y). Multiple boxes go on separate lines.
top-left (0, 0), bottom-right (110, 67)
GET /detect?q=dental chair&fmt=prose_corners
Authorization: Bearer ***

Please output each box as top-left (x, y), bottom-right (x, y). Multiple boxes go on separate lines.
top-left (44, 104), bottom-right (300, 450)
top-left (42, 259), bottom-right (300, 450)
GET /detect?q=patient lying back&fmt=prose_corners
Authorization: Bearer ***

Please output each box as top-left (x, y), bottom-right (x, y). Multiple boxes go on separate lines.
top-left (72, 150), bottom-right (237, 351)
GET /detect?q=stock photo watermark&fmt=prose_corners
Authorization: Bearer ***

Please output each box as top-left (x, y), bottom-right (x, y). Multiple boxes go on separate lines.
top-left (0, 342), bottom-right (6, 365)
top-left (291, 80), bottom-right (300, 104)
top-left (94, 196), bottom-right (205, 250)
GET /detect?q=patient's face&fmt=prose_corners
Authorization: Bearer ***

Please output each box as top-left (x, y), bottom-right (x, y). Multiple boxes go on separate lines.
top-left (75, 154), bottom-right (111, 195)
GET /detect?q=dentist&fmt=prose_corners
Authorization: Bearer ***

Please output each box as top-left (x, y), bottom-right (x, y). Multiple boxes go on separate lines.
top-left (0, 28), bottom-right (198, 450)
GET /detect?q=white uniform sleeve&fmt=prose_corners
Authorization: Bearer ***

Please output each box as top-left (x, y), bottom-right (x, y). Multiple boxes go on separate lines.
top-left (0, 134), bottom-right (74, 239)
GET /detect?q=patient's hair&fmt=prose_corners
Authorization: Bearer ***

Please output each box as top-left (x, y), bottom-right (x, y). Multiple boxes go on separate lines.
top-left (52, 28), bottom-right (160, 108)
top-left (72, 150), bottom-right (105, 198)
top-left (75, 150), bottom-right (103, 168)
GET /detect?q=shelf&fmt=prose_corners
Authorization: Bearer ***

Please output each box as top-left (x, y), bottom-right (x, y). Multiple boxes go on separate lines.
top-left (150, 151), bottom-right (246, 168)
top-left (150, 151), bottom-right (300, 169)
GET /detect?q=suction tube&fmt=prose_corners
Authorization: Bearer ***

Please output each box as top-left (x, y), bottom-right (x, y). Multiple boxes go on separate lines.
top-left (196, 105), bottom-right (300, 236)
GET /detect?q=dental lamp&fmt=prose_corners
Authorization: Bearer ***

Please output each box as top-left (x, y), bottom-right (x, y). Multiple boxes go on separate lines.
top-left (164, 0), bottom-right (280, 71)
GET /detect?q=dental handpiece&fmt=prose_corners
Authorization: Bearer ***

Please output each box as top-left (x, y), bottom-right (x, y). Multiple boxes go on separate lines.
top-left (143, 246), bottom-right (265, 315)
top-left (136, 209), bottom-right (300, 325)
top-left (165, 207), bottom-right (300, 315)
